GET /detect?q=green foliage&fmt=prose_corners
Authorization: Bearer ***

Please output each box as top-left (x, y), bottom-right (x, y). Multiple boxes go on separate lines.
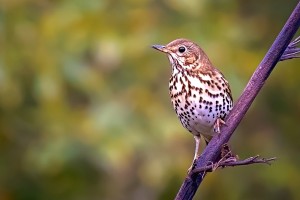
top-left (1, 0), bottom-right (300, 199)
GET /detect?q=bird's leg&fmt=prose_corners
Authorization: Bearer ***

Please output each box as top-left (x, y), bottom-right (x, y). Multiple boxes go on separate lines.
top-left (213, 118), bottom-right (226, 133)
top-left (188, 135), bottom-right (201, 173)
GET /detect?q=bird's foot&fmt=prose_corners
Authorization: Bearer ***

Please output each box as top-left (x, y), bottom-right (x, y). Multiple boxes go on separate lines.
top-left (187, 155), bottom-right (201, 174)
top-left (187, 159), bottom-right (196, 174)
top-left (213, 118), bottom-right (226, 133)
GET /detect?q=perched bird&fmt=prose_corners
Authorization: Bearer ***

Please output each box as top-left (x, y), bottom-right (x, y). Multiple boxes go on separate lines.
top-left (152, 38), bottom-right (233, 172)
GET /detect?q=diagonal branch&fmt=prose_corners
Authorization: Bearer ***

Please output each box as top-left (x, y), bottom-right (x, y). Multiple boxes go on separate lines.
top-left (175, 2), bottom-right (300, 200)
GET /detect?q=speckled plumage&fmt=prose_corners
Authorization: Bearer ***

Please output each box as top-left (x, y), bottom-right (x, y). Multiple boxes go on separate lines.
top-left (152, 38), bottom-right (233, 171)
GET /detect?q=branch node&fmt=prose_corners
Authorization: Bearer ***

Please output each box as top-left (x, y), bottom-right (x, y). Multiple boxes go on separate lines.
top-left (280, 36), bottom-right (300, 61)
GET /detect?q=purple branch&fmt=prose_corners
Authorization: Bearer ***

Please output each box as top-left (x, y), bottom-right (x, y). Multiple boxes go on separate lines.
top-left (175, 2), bottom-right (300, 200)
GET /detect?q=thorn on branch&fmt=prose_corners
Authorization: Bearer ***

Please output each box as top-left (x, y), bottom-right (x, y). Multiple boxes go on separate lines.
top-left (280, 36), bottom-right (300, 61)
top-left (191, 155), bottom-right (276, 175)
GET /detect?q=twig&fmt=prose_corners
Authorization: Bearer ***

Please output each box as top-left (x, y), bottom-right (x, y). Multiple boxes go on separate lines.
top-left (191, 155), bottom-right (276, 174)
top-left (175, 2), bottom-right (300, 200)
top-left (280, 36), bottom-right (300, 60)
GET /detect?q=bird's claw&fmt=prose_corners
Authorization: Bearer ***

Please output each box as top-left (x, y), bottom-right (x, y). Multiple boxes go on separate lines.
top-left (213, 118), bottom-right (226, 133)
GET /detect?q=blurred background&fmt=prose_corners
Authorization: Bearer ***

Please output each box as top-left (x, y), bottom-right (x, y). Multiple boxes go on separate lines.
top-left (1, 0), bottom-right (300, 199)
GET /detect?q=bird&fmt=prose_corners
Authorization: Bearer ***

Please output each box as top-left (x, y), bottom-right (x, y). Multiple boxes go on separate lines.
top-left (152, 38), bottom-right (233, 172)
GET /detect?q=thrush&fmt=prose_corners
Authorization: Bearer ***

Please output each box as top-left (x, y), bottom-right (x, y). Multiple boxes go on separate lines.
top-left (152, 38), bottom-right (233, 172)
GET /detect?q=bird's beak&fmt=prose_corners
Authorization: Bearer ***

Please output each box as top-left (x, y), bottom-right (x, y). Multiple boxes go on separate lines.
top-left (152, 44), bottom-right (167, 53)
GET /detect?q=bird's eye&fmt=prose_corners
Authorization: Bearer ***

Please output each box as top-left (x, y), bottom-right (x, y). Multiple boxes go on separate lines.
top-left (178, 46), bottom-right (186, 53)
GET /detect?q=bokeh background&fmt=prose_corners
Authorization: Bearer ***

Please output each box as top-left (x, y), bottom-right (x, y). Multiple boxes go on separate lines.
top-left (2, 0), bottom-right (300, 199)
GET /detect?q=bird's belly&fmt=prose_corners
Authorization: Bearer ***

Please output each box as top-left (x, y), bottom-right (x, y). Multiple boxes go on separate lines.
top-left (171, 90), bottom-right (230, 137)
top-left (189, 106), bottom-right (215, 134)
top-left (175, 100), bottom-right (216, 136)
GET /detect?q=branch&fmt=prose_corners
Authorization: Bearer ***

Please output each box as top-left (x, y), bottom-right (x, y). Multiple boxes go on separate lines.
top-left (175, 2), bottom-right (300, 200)
top-left (191, 155), bottom-right (276, 174)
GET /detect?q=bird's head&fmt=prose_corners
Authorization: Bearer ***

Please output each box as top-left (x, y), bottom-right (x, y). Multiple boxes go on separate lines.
top-left (152, 38), bottom-right (211, 72)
